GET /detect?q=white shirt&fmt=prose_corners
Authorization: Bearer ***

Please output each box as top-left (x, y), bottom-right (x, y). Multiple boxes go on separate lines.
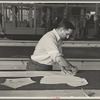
top-left (31, 29), bottom-right (63, 65)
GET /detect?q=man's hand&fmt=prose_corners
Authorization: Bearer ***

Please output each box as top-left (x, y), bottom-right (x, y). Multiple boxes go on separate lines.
top-left (61, 66), bottom-right (75, 75)
top-left (61, 66), bottom-right (78, 75)
top-left (55, 56), bottom-right (78, 75)
top-left (71, 66), bottom-right (78, 75)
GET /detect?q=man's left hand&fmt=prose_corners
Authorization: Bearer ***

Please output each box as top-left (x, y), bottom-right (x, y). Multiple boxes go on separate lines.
top-left (71, 66), bottom-right (78, 75)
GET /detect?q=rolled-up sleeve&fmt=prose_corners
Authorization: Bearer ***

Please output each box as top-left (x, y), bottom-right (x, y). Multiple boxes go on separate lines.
top-left (43, 37), bottom-right (62, 62)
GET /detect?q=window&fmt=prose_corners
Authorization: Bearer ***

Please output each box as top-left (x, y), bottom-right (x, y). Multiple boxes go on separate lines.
top-left (4, 6), bottom-right (12, 21)
top-left (22, 8), bottom-right (29, 21)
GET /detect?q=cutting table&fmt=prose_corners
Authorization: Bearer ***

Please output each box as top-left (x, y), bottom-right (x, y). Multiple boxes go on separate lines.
top-left (0, 70), bottom-right (99, 97)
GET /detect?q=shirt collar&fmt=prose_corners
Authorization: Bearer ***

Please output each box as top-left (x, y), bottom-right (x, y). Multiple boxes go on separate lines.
top-left (52, 29), bottom-right (60, 42)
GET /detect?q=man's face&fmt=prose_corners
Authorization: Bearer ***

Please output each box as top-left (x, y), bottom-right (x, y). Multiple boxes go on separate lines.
top-left (60, 28), bottom-right (73, 39)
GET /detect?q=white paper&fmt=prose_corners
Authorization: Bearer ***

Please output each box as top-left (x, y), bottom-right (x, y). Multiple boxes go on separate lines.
top-left (0, 78), bottom-right (36, 89)
top-left (41, 75), bottom-right (88, 87)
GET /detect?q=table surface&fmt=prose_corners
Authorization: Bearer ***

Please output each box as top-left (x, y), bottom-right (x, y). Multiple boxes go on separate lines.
top-left (0, 70), bottom-right (100, 97)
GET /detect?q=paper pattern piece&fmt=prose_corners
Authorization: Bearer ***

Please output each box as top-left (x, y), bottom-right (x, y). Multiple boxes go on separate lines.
top-left (0, 78), bottom-right (36, 89)
top-left (41, 75), bottom-right (88, 87)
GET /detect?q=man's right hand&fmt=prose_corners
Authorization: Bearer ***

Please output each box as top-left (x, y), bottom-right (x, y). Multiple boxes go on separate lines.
top-left (61, 66), bottom-right (75, 75)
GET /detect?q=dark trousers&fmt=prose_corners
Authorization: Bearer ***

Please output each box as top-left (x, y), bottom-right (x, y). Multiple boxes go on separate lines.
top-left (26, 59), bottom-right (53, 83)
top-left (26, 59), bottom-right (52, 71)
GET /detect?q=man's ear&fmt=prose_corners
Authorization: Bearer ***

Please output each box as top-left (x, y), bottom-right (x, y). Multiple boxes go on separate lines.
top-left (67, 29), bottom-right (70, 31)
top-left (66, 35), bottom-right (69, 39)
top-left (59, 27), bottom-right (64, 32)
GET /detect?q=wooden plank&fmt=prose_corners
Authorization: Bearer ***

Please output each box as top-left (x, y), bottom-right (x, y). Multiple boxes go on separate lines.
top-left (34, 4), bottom-right (37, 35)
top-left (67, 58), bottom-right (100, 62)
top-left (0, 58), bottom-right (100, 70)
top-left (0, 61), bottom-right (25, 65)
top-left (0, 42), bottom-right (37, 46)
top-left (0, 60), bottom-right (27, 70)
top-left (2, 3), bottom-right (4, 31)
top-left (12, 6), bottom-right (16, 27)
top-left (0, 60), bottom-right (100, 70)
top-left (1, 40), bottom-right (100, 44)
top-left (63, 3), bottom-right (67, 18)
top-left (95, 3), bottom-right (99, 36)
top-left (63, 41), bottom-right (100, 44)
top-left (0, 71), bottom-right (67, 77)
top-left (0, 58), bottom-right (100, 61)
top-left (1, 40), bottom-right (100, 47)
top-left (36, 3), bottom-right (100, 8)
top-left (5, 27), bottom-right (45, 35)
top-left (0, 65), bottom-right (26, 70)
top-left (62, 44), bottom-right (100, 47)
top-left (29, 6), bottom-right (32, 28)
top-left (17, 4), bottom-right (20, 27)
top-left (0, 90), bottom-right (99, 97)
top-left (0, 40), bottom-right (38, 43)
top-left (0, 58), bottom-right (30, 61)
top-left (0, 39), bottom-right (100, 47)
top-left (82, 62), bottom-right (100, 70)
top-left (2, 42), bottom-right (100, 47)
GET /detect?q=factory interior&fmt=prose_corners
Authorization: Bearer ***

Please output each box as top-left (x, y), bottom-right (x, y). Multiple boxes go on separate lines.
top-left (0, 3), bottom-right (100, 98)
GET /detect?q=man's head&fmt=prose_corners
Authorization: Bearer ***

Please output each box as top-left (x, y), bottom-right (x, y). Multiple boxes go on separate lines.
top-left (56, 18), bottom-right (75, 40)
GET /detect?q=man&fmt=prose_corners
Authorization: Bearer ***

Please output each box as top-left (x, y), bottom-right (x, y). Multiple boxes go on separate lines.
top-left (26, 18), bottom-right (78, 75)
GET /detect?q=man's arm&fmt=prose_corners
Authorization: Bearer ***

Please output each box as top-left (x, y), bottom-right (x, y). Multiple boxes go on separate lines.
top-left (55, 56), bottom-right (78, 75)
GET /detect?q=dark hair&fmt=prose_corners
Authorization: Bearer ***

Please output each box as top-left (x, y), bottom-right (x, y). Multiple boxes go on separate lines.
top-left (57, 18), bottom-right (75, 30)
top-left (53, 17), bottom-right (62, 28)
